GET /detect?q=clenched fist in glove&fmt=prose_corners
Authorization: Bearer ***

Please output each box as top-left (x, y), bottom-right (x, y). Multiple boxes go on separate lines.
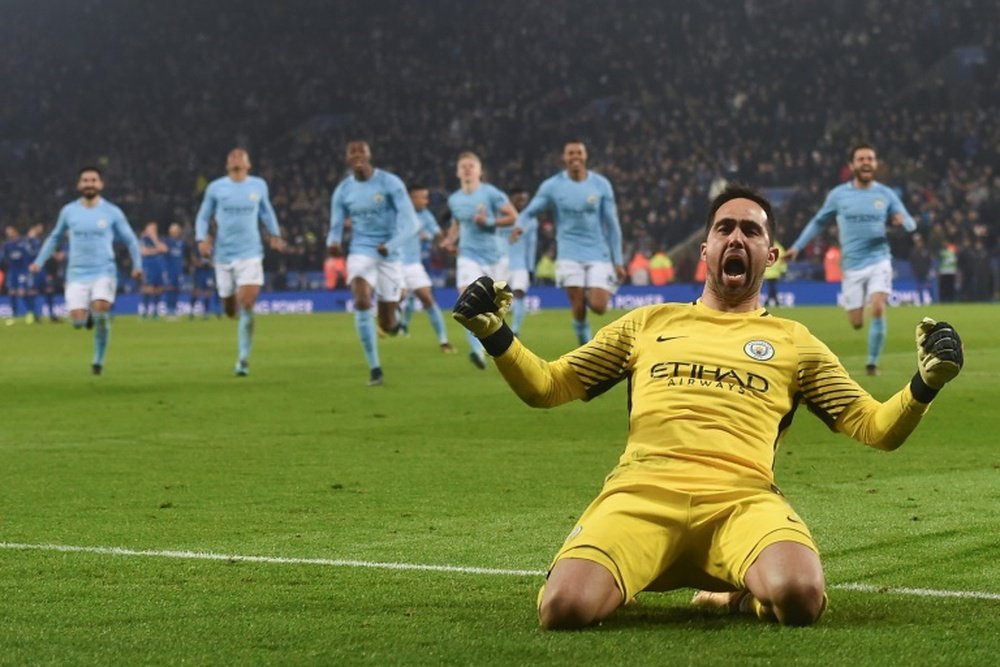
top-left (453, 276), bottom-right (513, 339)
top-left (915, 317), bottom-right (964, 389)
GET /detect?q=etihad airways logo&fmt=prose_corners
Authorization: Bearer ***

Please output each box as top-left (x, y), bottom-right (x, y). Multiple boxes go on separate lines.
top-left (649, 361), bottom-right (769, 395)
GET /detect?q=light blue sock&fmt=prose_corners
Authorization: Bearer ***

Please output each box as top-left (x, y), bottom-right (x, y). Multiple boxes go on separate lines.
top-left (400, 294), bottom-right (416, 328)
top-left (867, 317), bottom-right (886, 366)
top-left (572, 318), bottom-right (592, 345)
top-left (426, 304), bottom-right (448, 344)
top-left (92, 312), bottom-right (111, 365)
top-left (465, 329), bottom-right (485, 359)
top-left (354, 308), bottom-right (380, 370)
top-left (238, 307), bottom-right (254, 362)
top-left (511, 297), bottom-right (527, 335)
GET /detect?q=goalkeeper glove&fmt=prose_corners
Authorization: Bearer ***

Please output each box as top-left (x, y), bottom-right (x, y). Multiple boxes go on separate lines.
top-left (452, 276), bottom-right (513, 338)
top-left (915, 317), bottom-right (964, 390)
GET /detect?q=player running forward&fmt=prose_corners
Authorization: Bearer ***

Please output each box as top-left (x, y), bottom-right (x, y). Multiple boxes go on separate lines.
top-left (195, 148), bottom-right (286, 376)
top-left (453, 183), bottom-right (963, 630)
top-left (327, 140), bottom-right (420, 386)
top-left (440, 151), bottom-right (517, 369)
top-left (30, 166), bottom-right (143, 375)
top-left (397, 184), bottom-right (455, 353)
top-left (514, 141), bottom-right (624, 344)
top-left (505, 187), bottom-right (537, 337)
top-left (785, 143), bottom-right (916, 376)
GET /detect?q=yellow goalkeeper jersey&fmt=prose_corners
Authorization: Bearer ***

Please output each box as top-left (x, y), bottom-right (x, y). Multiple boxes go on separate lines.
top-left (495, 300), bottom-right (931, 493)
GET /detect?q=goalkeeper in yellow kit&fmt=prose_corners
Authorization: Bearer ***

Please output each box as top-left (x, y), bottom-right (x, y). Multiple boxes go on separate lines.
top-left (453, 183), bottom-right (964, 630)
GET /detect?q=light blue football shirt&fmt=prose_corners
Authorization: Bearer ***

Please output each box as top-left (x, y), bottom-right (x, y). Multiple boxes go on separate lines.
top-left (327, 169), bottom-right (420, 261)
top-left (515, 170), bottom-right (623, 265)
top-left (400, 208), bottom-right (442, 266)
top-left (790, 181), bottom-right (916, 271)
top-left (447, 183), bottom-right (511, 265)
top-left (195, 175), bottom-right (280, 264)
top-left (34, 198), bottom-right (141, 282)
top-left (505, 215), bottom-right (537, 272)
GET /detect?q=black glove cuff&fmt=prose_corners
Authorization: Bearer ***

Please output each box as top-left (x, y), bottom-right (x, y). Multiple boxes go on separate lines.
top-left (480, 322), bottom-right (515, 357)
top-left (909, 372), bottom-right (940, 404)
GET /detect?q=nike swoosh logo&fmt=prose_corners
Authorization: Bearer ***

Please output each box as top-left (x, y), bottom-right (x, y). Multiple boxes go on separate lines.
top-left (656, 335), bottom-right (688, 342)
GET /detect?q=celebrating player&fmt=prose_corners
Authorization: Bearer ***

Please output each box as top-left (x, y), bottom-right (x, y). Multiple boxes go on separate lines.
top-left (30, 166), bottom-right (143, 375)
top-left (327, 140), bottom-right (420, 386)
top-left (396, 184), bottom-right (455, 353)
top-left (785, 144), bottom-right (916, 375)
top-left (453, 183), bottom-right (963, 630)
top-left (514, 141), bottom-right (624, 344)
top-left (195, 148), bottom-right (285, 376)
top-left (441, 151), bottom-right (517, 369)
top-left (505, 187), bottom-right (536, 337)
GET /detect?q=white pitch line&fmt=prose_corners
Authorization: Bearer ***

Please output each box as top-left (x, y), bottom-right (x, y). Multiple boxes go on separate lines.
top-left (830, 582), bottom-right (1000, 601)
top-left (2, 541), bottom-right (998, 601)
top-left (0, 542), bottom-right (546, 577)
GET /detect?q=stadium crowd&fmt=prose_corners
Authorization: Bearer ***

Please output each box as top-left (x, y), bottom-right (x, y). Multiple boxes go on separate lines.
top-left (1, 0), bottom-right (998, 301)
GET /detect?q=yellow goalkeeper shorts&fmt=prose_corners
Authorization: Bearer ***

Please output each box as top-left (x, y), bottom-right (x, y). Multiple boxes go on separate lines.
top-left (548, 484), bottom-right (818, 600)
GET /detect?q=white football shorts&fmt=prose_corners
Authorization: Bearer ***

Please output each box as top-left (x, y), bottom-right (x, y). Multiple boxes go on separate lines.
top-left (348, 254), bottom-right (403, 302)
top-left (215, 257), bottom-right (264, 298)
top-left (456, 256), bottom-right (509, 290)
top-left (401, 262), bottom-right (433, 291)
top-left (65, 276), bottom-right (117, 311)
top-left (508, 268), bottom-right (530, 293)
top-left (841, 259), bottom-right (892, 311)
top-left (556, 259), bottom-right (619, 294)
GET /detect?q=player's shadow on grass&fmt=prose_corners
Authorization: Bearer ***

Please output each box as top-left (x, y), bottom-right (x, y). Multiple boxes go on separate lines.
top-left (596, 600), bottom-right (756, 631)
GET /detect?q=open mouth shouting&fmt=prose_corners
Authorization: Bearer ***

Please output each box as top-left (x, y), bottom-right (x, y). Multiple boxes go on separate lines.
top-left (721, 252), bottom-right (749, 288)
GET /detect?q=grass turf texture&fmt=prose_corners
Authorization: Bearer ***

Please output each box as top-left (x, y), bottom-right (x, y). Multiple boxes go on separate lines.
top-left (1, 303), bottom-right (997, 665)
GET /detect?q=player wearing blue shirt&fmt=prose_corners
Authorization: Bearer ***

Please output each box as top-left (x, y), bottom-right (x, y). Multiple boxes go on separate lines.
top-left (514, 141), bottom-right (625, 344)
top-left (396, 185), bottom-right (455, 353)
top-left (140, 221), bottom-right (167, 320)
top-left (163, 223), bottom-right (186, 319)
top-left (441, 152), bottom-right (518, 368)
top-left (505, 188), bottom-right (537, 337)
top-left (2, 225), bottom-right (33, 324)
top-left (786, 144), bottom-right (916, 375)
top-left (195, 148), bottom-right (286, 376)
top-left (327, 140), bottom-right (420, 386)
top-left (30, 166), bottom-right (143, 375)
top-left (189, 247), bottom-right (219, 320)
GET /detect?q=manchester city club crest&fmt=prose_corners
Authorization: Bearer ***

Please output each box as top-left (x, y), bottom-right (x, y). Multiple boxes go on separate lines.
top-left (373, 193), bottom-right (385, 204)
top-left (96, 218), bottom-right (109, 229)
top-left (249, 192), bottom-right (260, 202)
top-left (743, 339), bottom-right (775, 361)
top-left (587, 193), bottom-right (598, 205)
top-left (874, 198), bottom-right (885, 210)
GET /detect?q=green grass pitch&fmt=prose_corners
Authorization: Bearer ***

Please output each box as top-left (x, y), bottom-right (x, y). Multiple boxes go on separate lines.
top-left (1, 302), bottom-right (997, 665)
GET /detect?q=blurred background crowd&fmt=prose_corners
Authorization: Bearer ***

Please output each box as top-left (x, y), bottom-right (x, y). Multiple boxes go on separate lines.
top-left (1, 0), bottom-right (998, 300)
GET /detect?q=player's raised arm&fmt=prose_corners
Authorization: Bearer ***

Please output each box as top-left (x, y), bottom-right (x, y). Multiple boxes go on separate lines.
top-left (453, 276), bottom-right (638, 407)
top-left (804, 318), bottom-right (963, 451)
top-left (513, 182), bottom-right (552, 232)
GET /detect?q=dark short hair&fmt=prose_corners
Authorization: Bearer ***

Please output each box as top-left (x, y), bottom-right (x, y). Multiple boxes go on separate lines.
top-left (849, 143), bottom-right (876, 161)
top-left (705, 183), bottom-right (776, 243)
top-left (407, 183), bottom-right (428, 193)
top-left (78, 165), bottom-right (102, 178)
top-left (508, 187), bottom-right (529, 197)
